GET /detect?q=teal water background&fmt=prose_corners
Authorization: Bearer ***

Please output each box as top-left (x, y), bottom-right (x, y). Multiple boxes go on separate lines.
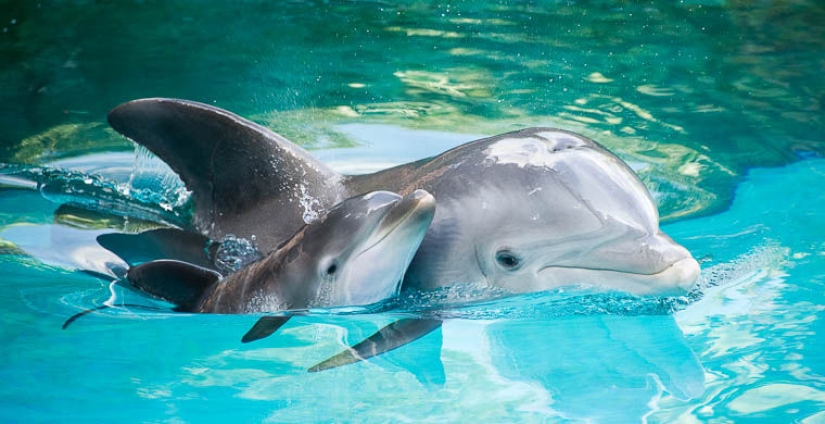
top-left (1, 1), bottom-right (824, 422)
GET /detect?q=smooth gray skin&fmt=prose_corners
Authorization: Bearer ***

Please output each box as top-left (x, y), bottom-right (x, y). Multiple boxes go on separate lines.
top-left (129, 190), bottom-right (435, 314)
top-left (202, 190), bottom-right (435, 313)
top-left (109, 98), bottom-right (699, 300)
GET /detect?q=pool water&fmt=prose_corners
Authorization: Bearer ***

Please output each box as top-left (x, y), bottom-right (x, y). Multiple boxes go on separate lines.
top-left (2, 1), bottom-right (824, 423)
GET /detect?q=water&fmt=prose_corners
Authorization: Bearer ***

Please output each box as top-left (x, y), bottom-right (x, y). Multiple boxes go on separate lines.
top-left (1, 1), bottom-right (824, 422)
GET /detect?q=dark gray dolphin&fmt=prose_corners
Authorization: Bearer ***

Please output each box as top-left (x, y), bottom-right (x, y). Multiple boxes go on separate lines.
top-left (107, 98), bottom-right (700, 369)
top-left (125, 189), bottom-right (434, 340)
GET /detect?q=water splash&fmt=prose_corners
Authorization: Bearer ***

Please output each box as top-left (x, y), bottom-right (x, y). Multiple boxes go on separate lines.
top-left (358, 245), bottom-right (788, 321)
top-left (124, 145), bottom-right (191, 212)
top-left (214, 235), bottom-right (262, 275)
top-left (388, 286), bottom-right (694, 321)
top-left (298, 184), bottom-right (323, 223)
top-left (0, 164), bottom-right (191, 226)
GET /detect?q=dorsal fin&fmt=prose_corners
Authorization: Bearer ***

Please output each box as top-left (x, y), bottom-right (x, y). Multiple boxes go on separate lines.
top-left (127, 259), bottom-right (221, 312)
top-left (107, 98), bottom-right (344, 248)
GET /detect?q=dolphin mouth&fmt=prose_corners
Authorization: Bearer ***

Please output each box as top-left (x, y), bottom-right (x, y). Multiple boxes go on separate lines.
top-left (360, 189), bottom-right (436, 254)
top-left (538, 257), bottom-right (700, 296)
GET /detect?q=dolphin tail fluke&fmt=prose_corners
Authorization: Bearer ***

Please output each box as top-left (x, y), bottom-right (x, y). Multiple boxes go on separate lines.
top-left (308, 318), bottom-right (442, 373)
top-left (98, 228), bottom-right (219, 270)
top-left (107, 98), bottom-right (342, 238)
top-left (241, 315), bottom-right (292, 343)
top-left (127, 259), bottom-right (221, 312)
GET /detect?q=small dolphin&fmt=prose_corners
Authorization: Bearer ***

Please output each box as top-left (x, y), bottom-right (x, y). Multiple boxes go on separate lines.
top-left (122, 190), bottom-right (434, 340)
top-left (107, 98), bottom-right (701, 369)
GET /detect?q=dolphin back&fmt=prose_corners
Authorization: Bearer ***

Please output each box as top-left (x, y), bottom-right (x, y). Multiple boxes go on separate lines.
top-left (107, 98), bottom-right (343, 247)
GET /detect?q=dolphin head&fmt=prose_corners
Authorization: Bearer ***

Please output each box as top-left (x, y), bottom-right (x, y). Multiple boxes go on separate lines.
top-left (281, 189), bottom-right (435, 308)
top-left (407, 129), bottom-right (700, 298)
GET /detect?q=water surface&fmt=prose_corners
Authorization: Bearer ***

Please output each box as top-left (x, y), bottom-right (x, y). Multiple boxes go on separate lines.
top-left (1, 1), bottom-right (824, 422)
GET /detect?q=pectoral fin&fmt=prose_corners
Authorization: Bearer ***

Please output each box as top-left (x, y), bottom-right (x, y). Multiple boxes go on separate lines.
top-left (241, 315), bottom-right (292, 343)
top-left (98, 228), bottom-right (219, 270)
top-left (308, 318), bottom-right (442, 372)
top-left (127, 259), bottom-right (221, 312)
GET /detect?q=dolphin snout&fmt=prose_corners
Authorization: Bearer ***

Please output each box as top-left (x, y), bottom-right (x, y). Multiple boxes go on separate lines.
top-left (651, 232), bottom-right (692, 265)
top-left (376, 189), bottom-right (436, 236)
top-left (669, 257), bottom-right (701, 292)
top-left (568, 230), bottom-right (700, 295)
top-left (391, 189), bottom-right (435, 220)
top-left (407, 189), bottom-right (436, 211)
top-left (632, 232), bottom-right (700, 293)
top-left (614, 231), bottom-right (693, 275)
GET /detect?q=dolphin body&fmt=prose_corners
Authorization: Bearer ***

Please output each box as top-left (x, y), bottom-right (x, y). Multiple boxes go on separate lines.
top-left (121, 189), bottom-right (434, 341)
top-left (107, 98), bottom-right (701, 369)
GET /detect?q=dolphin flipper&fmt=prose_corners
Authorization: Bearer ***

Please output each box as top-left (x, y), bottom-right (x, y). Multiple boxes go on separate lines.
top-left (308, 318), bottom-right (442, 372)
top-left (98, 228), bottom-right (219, 270)
top-left (107, 98), bottom-right (343, 249)
top-left (241, 315), bottom-right (292, 343)
top-left (127, 259), bottom-right (221, 312)
top-left (379, 323), bottom-right (446, 387)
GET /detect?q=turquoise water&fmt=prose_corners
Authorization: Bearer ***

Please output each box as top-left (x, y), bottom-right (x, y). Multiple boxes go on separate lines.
top-left (2, 136), bottom-right (824, 423)
top-left (2, 1), bottom-right (824, 423)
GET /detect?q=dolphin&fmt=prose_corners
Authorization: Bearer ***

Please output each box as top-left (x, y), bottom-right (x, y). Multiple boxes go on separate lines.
top-left (107, 98), bottom-right (701, 368)
top-left (119, 190), bottom-right (435, 340)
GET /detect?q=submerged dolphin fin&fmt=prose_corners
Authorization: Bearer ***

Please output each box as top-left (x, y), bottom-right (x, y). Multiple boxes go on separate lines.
top-left (127, 259), bottom-right (221, 312)
top-left (107, 98), bottom-right (344, 248)
top-left (241, 315), bottom-right (293, 343)
top-left (98, 228), bottom-right (219, 270)
top-left (308, 318), bottom-right (443, 372)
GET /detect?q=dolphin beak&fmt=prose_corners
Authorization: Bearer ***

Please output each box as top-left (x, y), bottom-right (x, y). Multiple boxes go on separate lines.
top-left (665, 257), bottom-right (701, 293)
top-left (537, 230), bottom-right (701, 297)
top-left (644, 233), bottom-right (701, 294)
top-left (381, 189), bottom-right (436, 231)
top-left (358, 189), bottom-right (436, 255)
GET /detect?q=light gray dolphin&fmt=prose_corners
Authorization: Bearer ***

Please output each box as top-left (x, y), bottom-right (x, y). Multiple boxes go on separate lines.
top-left (107, 98), bottom-right (700, 369)
top-left (122, 189), bottom-right (434, 340)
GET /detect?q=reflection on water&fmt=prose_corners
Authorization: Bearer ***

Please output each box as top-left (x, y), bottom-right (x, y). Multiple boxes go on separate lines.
top-left (486, 315), bottom-right (704, 422)
top-left (659, 159), bottom-right (825, 421)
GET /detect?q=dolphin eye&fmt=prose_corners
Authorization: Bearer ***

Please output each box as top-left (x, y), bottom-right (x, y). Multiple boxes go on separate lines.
top-left (321, 258), bottom-right (339, 279)
top-left (495, 250), bottom-right (521, 270)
